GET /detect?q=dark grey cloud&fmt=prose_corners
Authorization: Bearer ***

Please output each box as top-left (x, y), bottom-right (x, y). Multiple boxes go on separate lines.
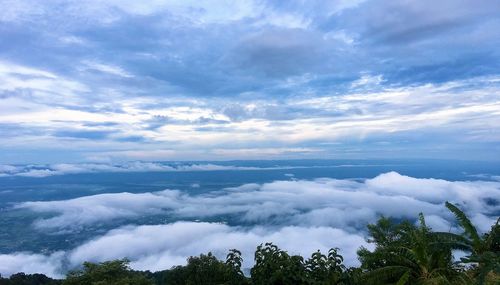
top-left (230, 29), bottom-right (326, 77)
top-left (326, 0), bottom-right (500, 84)
top-left (333, 0), bottom-right (500, 44)
top-left (53, 130), bottom-right (114, 140)
top-left (2, 0), bottom-right (498, 95)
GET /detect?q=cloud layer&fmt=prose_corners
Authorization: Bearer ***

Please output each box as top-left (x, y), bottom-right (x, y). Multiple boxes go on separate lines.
top-left (17, 172), bottom-right (500, 232)
top-left (0, 162), bottom-right (307, 177)
top-left (3, 172), bottom-right (498, 277)
top-left (0, 222), bottom-right (369, 278)
top-left (69, 222), bottom-right (368, 272)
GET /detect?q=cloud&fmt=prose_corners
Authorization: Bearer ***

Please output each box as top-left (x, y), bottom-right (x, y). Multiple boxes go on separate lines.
top-left (0, 162), bottom-right (304, 178)
top-left (0, 61), bottom-right (88, 106)
top-left (80, 61), bottom-right (133, 78)
top-left (0, 0), bottom-right (499, 161)
top-left (0, 222), bottom-right (369, 278)
top-left (339, 0), bottom-right (500, 44)
top-left (0, 252), bottom-right (64, 278)
top-left (53, 130), bottom-right (113, 140)
top-left (2, 70), bottom-right (499, 163)
top-left (68, 222), bottom-right (368, 271)
top-left (231, 29), bottom-right (326, 77)
top-left (16, 172), bottom-right (500, 232)
top-left (3, 172), bottom-right (499, 277)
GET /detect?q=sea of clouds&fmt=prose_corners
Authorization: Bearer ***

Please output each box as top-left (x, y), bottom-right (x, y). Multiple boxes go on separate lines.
top-left (1, 172), bottom-right (499, 278)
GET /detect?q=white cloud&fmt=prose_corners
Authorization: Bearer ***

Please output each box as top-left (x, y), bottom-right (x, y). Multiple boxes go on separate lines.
top-left (0, 252), bottom-right (64, 278)
top-left (212, 147), bottom-right (322, 157)
top-left (0, 164), bottom-right (19, 173)
top-left (58, 35), bottom-right (87, 45)
top-left (81, 61), bottom-right (133, 78)
top-left (1, 71), bottom-right (499, 161)
top-left (0, 61), bottom-right (89, 107)
top-left (0, 162), bottom-right (303, 178)
top-left (68, 222), bottom-right (368, 271)
top-left (0, 62), bottom-right (87, 96)
top-left (15, 169), bottom-right (56, 178)
top-left (16, 172), bottom-right (500, 232)
top-left (0, 222), bottom-right (369, 278)
top-left (350, 74), bottom-right (384, 88)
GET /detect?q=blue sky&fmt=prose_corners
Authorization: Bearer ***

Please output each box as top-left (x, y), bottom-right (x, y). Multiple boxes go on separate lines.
top-left (0, 0), bottom-right (499, 163)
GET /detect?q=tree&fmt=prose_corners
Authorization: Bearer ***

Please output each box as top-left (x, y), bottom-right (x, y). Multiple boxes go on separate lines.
top-left (444, 202), bottom-right (500, 285)
top-left (358, 216), bottom-right (416, 271)
top-left (63, 259), bottom-right (153, 285)
top-left (305, 248), bottom-right (345, 284)
top-left (225, 249), bottom-right (249, 285)
top-left (251, 243), bottom-right (309, 285)
top-left (360, 214), bottom-right (469, 284)
top-left (0, 273), bottom-right (61, 285)
top-left (162, 251), bottom-right (249, 285)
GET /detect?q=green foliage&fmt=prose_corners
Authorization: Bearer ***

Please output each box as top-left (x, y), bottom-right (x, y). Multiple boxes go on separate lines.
top-left (304, 248), bottom-right (346, 284)
top-left (357, 204), bottom-right (499, 285)
top-left (251, 243), bottom-right (352, 285)
top-left (62, 259), bottom-right (153, 285)
top-left (0, 273), bottom-right (61, 285)
top-left (251, 242), bottom-right (309, 284)
top-left (225, 249), bottom-right (248, 284)
top-left (161, 251), bottom-right (249, 285)
top-left (444, 202), bottom-right (500, 285)
top-left (359, 213), bottom-right (470, 284)
top-left (445, 202), bottom-right (482, 250)
top-left (358, 216), bottom-right (416, 271)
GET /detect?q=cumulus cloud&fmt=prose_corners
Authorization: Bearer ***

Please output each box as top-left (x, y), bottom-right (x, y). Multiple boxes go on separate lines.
top-left (16, 172), bottom-right (500, 232)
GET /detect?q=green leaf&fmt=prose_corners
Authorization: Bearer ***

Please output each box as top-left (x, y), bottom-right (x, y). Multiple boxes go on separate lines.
top-left (396, 270), bottom-right (410, 285)
top-left (445, 201), bottom-right (481, 248)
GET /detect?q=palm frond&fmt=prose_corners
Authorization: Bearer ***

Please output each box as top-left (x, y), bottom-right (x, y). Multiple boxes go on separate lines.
top-left (396, 270), bottom-right (410, 285)
top-left (362, 266), bottom-right (409, 285)
top-left (445, 202), bottom-right (481, 247)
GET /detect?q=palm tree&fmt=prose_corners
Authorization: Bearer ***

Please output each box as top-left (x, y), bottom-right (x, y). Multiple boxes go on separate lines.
top-left (361, 214), bottom-right (469, 285)
top-left (444, 202), bottom-right (500, 285)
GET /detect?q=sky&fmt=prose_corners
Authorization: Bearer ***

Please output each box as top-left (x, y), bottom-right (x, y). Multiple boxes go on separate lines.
top-left (1, 0), bottom-right (500, 163)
